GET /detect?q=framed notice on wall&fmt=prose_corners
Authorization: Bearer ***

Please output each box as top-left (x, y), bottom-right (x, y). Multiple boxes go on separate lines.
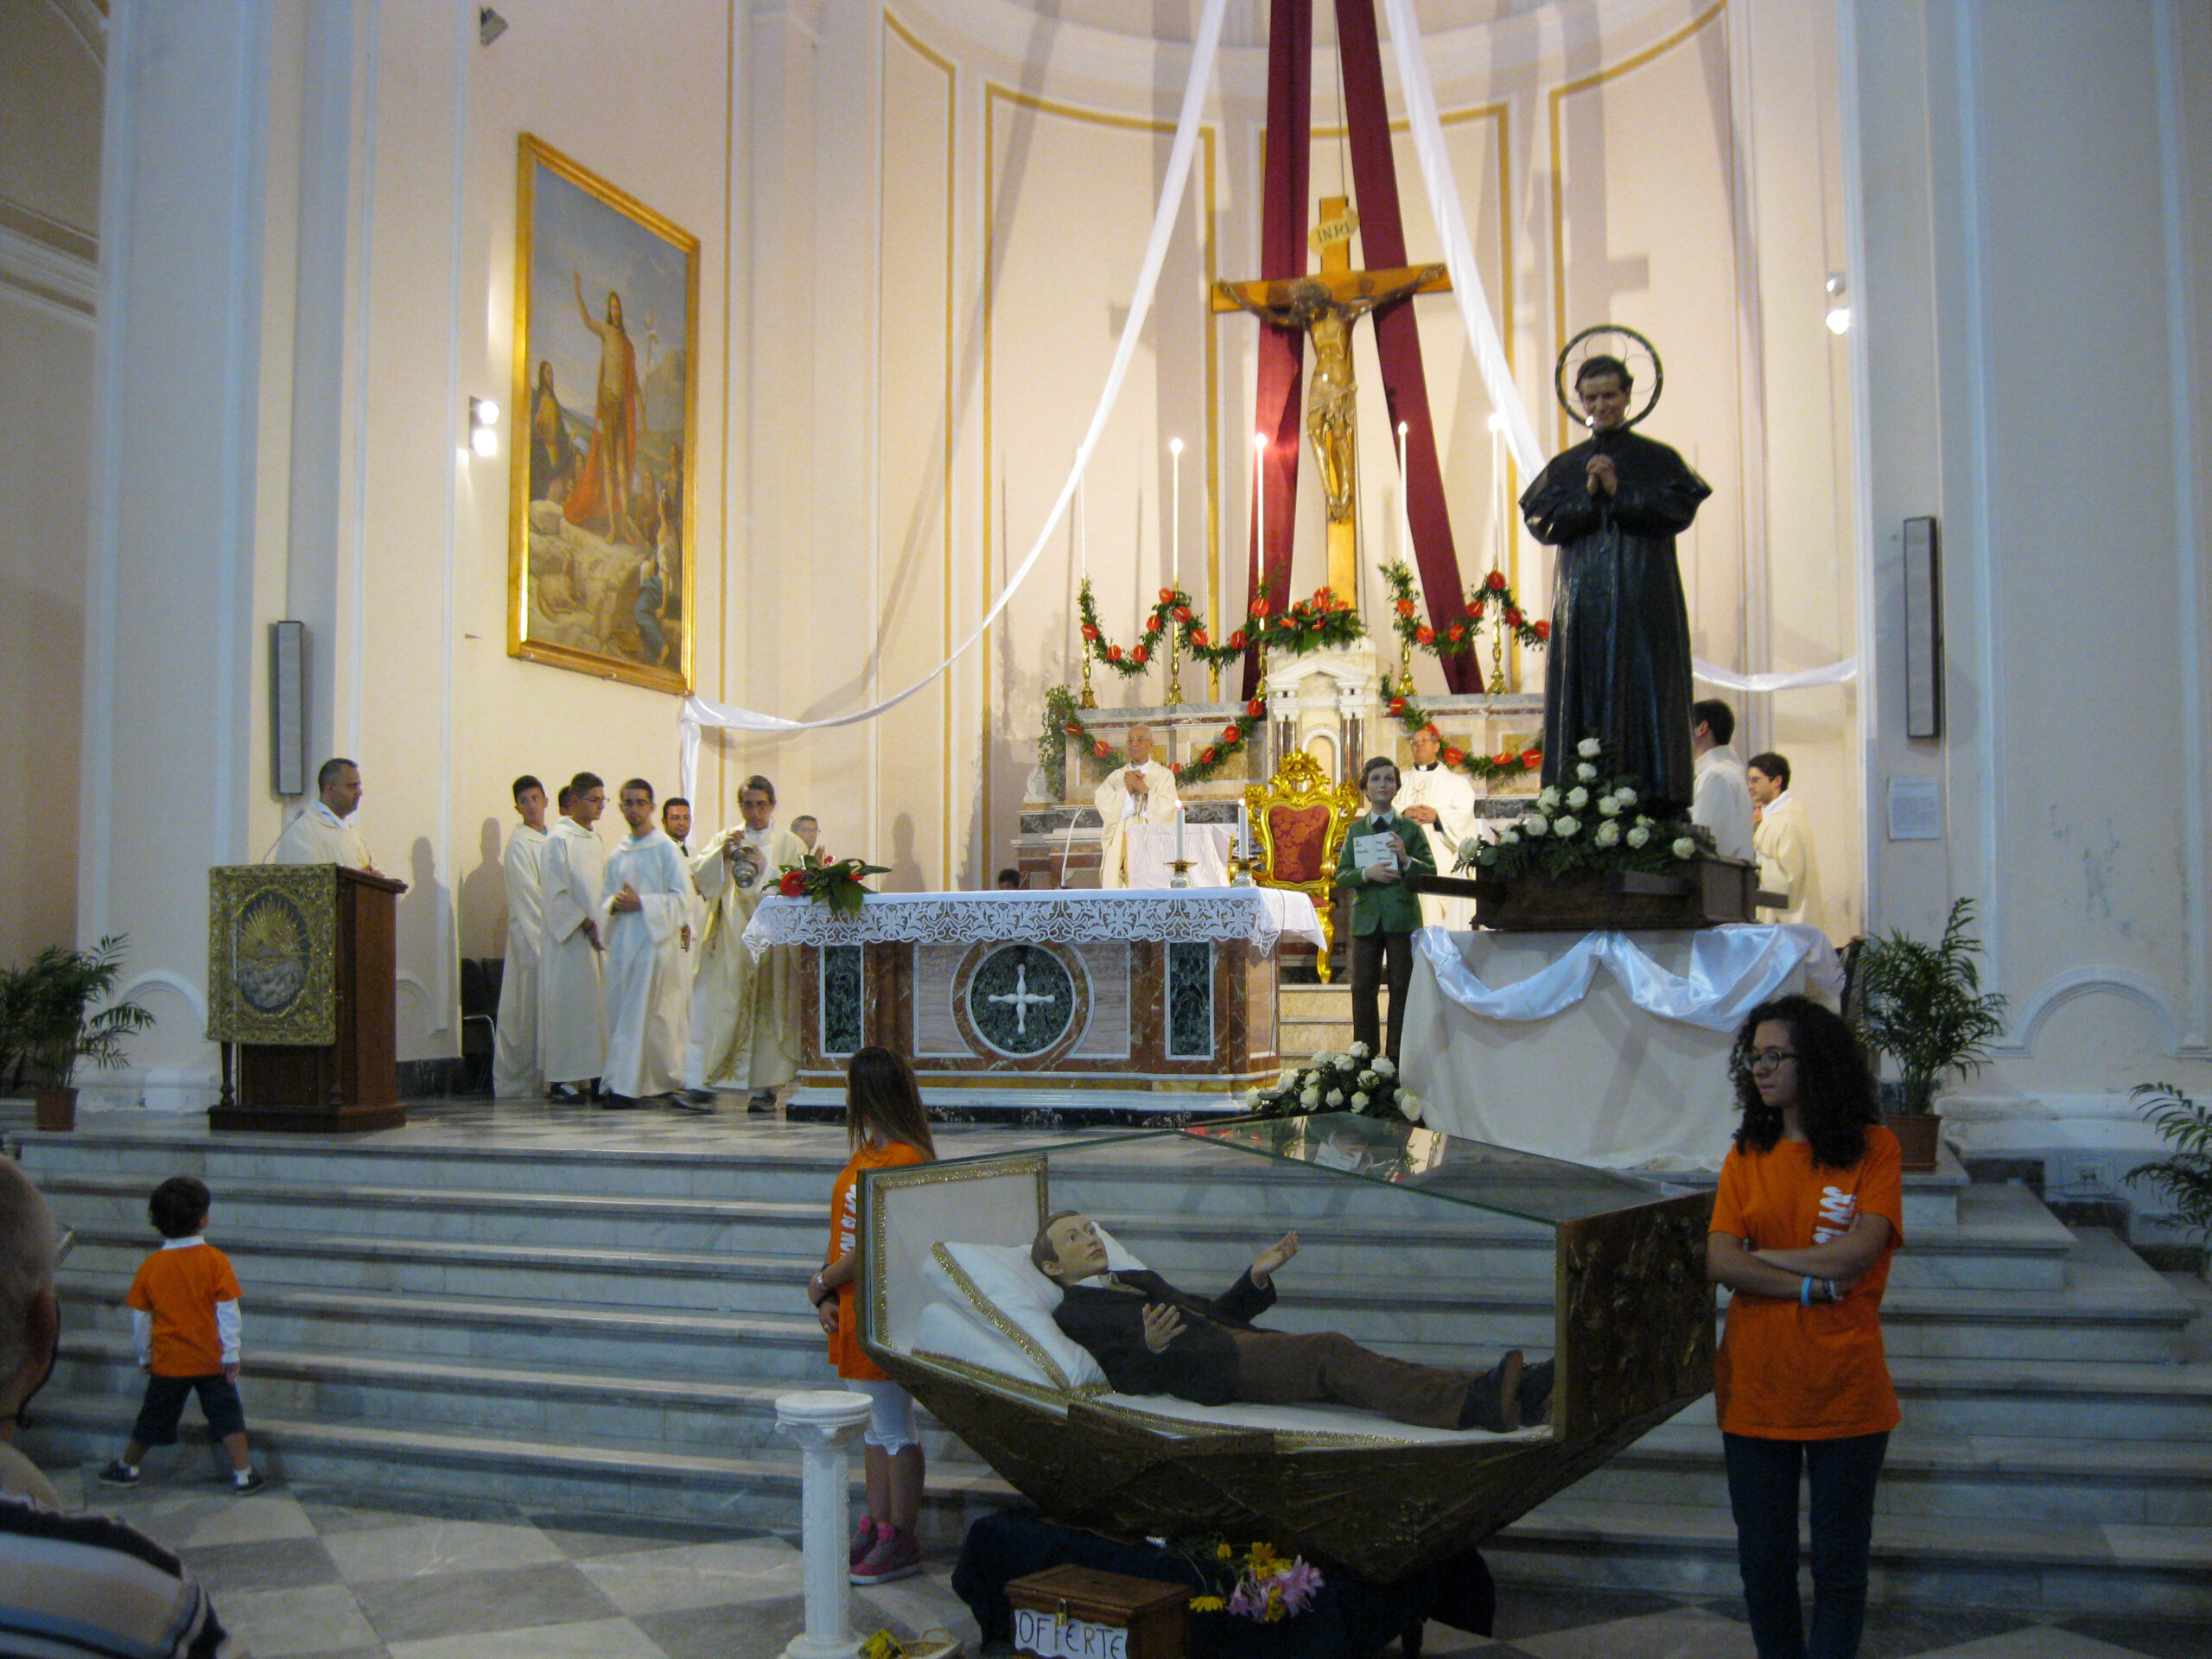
top-left (509, 134), bottom-right (698, 694)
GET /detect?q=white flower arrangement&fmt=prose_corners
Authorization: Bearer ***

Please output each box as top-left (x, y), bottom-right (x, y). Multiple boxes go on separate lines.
top-left (1246, 1045), bottom-right (1414, 1123)
top-left (1566, 785), bottom-right (1590, 809)
top-left (1449, 732), bottom-right (1712, 884)
top-left (1537, 785), bottom-right (1561, 810)
top-left (1626, 824), bottom-right (1651, 849)
top-left (1576, 762), bottom-right (1599, 782)
top-left (1373, 1057), bottom-right (1395, 1076)
top-left (1522, 816), bottom-right (1550, 838)
top-left (1398, 1090), bottom-right (1425, 1122)
top-left (1554, 815), bottom-right (1581, 838)
top-left (1311, 1051), bottom-right (1335, 1069)
top-left (1357, 1070), bottom-right (1379, 1090)
top-left (1616, 786), bottom-right (1638, 807)
top-left (1345, 1041), bottom-right (1370, 1060)
top-left (1578, 737), bottom-right (1603, 758)
top-left (1325, 1089), bottom-right (1345, 1108)
top-left (1350, 1091), bottom-right (1370, 1110)
top-left (1672, 836), bottom-right (1699, 859)
top-left (1594, 820), bottom-right (1621, 848)
top-left (1300, 1086), bottom-right (1321, 1107)
top-left (1597, 794), bottom-right (1624, 817)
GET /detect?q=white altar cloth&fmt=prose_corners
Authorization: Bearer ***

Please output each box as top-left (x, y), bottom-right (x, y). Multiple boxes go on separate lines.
top-left (1401, 925), bottom-right (1842, 1170)
top-left (1126, 822), bottom-right (1234, 888)
top-left (742, 887), bottom-right (1324, 957)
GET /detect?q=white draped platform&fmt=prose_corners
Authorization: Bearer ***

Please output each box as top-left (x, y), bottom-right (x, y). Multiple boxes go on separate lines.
top-left (1399, 925), bottom-right (1842, 1169)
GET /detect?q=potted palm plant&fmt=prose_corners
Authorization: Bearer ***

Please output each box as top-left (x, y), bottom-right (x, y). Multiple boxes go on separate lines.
top-left (0, 934), bottom-right (156, 1130)
top-left (1852, 898), bottom-right (2007, 1170)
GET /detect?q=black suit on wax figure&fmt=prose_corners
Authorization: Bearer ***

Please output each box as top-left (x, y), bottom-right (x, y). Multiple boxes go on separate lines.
top-left (1051, 1265), bottom-right (1526, 1431)
top-left (1520, 427), bottom-right (1711, 816)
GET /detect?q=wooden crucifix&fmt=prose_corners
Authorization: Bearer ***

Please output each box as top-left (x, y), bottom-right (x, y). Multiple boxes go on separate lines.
top-left (1214, 196), bottom-right (1450, 603)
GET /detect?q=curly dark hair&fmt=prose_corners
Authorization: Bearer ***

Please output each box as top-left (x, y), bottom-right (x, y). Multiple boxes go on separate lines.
top-left (1728, 995), bottom-right (1878, 1169)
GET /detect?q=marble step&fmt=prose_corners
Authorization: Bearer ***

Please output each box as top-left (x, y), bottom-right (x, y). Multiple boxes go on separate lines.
top-left (1277, 986), bottom-right (1353, 1018)
top-left (1487, 1492), bottom-right (2212, 1620)
top-left (54, 1276), bottom-right (836, 1382)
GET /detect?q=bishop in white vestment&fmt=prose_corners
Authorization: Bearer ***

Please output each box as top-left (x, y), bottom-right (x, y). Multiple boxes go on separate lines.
top-left (492, 777), bottom-right (551, 1098)
top-left (599, 782), bottom-right (693, 1103)
top-left (1397, 729), bottom-right (1479, 929)
top-left (690, 777), bottom-right (806, 1106)
top-left (1091, 723), bottom-right (1179, 889)
top-left (539, 777), bottom-right (610, 1092)
top-left (271, 758), bottom-right (376, 871)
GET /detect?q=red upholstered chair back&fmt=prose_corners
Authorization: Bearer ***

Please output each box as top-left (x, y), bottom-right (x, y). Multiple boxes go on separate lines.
top-left (1266, 803), bottom-right (1332, 886)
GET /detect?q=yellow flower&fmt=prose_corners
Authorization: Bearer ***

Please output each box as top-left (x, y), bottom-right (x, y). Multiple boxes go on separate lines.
top-left (1189, 1596), bottom-right (1225, 1613)
top-left (1215, 1542), bottom-right (1234, 1560)
top-left (1244, 1542), bottom-right (1286, 1575)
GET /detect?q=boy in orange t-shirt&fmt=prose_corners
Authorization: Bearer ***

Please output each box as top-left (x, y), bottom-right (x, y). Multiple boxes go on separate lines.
top-left (99, 1176), bottom-right (264, 1494)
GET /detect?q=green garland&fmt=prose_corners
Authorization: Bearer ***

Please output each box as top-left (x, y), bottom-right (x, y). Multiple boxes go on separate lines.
top-left (1042, 683), bottom-right (1267, 787)
top-left (1379, 560), bottom-right (1551, 658)
top-left (1374, 671), bottom-right (1543, 784)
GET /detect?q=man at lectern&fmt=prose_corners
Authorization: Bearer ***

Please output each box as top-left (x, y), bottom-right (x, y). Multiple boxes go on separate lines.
top-left (270, 758), bottom-right (377, 872)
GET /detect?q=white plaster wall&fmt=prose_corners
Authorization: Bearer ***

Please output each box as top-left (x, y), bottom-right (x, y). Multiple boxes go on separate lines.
top-left (1845, 0), bottom-right (2212, 1130)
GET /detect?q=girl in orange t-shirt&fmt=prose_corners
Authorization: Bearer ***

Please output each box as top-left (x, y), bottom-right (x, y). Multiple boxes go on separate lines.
top-left (806, 1046), bottom-right (936, 1587)
top-left (1707, 995), bottom-right (1903, 1659)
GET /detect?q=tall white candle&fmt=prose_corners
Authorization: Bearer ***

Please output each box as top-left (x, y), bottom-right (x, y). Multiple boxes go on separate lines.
top-left (1077, 451), bottom-right (1087, 583)
top-left (1253, 432), bottom-right (1267, 612)
top-left (1396, 423), bottom-right (1411, 569)
top-left (1169, 437), bottom-right (1183, 596)
top-left (1176, 805), bottom-right (1185, 864)
top-left (1488, 414), bottom-right (1506, 568)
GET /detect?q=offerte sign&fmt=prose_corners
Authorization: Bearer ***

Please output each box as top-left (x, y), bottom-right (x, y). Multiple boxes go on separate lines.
top-left (1013, 1606), bottom-right (1128, 1659)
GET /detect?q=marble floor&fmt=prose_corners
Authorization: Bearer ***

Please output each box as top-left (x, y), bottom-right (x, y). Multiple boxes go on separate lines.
top-left (33, 1462), bottom-right (2209, 1659)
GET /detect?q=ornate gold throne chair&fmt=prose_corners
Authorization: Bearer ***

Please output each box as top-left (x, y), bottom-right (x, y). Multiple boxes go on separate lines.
top-left (1243, 751), bottom-right (1363, 981)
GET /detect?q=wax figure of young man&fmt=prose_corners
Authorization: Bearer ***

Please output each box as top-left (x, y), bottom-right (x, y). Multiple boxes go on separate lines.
top-left (690, 774), bottom-right (807, 1110)
top-left (493, 774), bottom-right (551, 1098)
top-left (1520, 355), bottom-right (1711, 816)
top-left (1335, 757), bottom-right (1436, 1064)
top-left (272, 756), bottom-right (378, 871)
top-left (598, 779), bottom-right (694, 1108)
top-left (1092, 723), bottom-right (1179, 888)
top-left (1397, 727), bottom-right (1478, 929)
top-left (540, 772), bottom-right (609, 1101)
top-left (1036, 1211), bottom-right (1544, 1431)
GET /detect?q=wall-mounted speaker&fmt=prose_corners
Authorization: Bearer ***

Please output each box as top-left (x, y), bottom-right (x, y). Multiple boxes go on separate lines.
top-left (1901, 518), bottom-right (1942, 740)
top-left (270, 620), bottom-right (308, 795)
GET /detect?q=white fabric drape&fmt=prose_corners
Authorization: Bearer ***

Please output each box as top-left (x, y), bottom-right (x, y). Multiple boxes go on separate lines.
top-left (677, 0), bottom-right (1230, 799)
top-left (1412, 922), bottom-right (1841, 1033)
top-left (1694, 656), bottom-right (1859, 693)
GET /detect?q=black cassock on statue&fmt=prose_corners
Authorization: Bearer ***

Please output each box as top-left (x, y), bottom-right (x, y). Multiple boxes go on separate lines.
top-left (1519, 429), bottom-right (1712, 815)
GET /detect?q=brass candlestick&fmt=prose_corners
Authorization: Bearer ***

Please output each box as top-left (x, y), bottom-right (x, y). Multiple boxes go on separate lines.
top-left (1166, 627), bottom-right (1184, 706)
top-left (1079, 645), bottom-right (1097, 709)
top-left (1490, 619), bottom-right (1508, 694)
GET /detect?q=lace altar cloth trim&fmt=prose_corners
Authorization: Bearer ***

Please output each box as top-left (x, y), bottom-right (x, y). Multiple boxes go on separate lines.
top-left (741, 888), bottom-right (1325, 958)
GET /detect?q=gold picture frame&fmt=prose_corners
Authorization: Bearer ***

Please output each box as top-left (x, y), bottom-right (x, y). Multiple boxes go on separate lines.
top-left (509, 134), bottom-right (698, 693)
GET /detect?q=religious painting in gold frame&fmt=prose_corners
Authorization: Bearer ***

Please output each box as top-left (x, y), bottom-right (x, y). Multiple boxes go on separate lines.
top-left (509, 134), bottom-right (697, 694)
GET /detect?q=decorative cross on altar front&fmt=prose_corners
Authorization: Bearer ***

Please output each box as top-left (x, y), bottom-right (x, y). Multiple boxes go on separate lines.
top-left (1214, 196), bottom-right (1450, 603)
top-left (987, 960), bottom-right (1058, 1036)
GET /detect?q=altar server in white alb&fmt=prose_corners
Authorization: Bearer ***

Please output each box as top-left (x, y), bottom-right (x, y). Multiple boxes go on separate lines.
top-left (492, 774), bottom-right (552, 1098)
top-left (597, 779), bottom-right (694, 1107)
top-left (690, 774), bottom-right (807, 1111)
top-left (1396, 727), bottom-right (1478, 929)
top-left (1749, 751), bottom-right (1825, 933)
top-left (271, 758), bottom-right (377, 871)
top-left (1690, 699), bottom-right (1755, 864)
top-left (539, 772), bottom-right (609, 1102)
top-left (1091, 723), bottom-right (1179, 889)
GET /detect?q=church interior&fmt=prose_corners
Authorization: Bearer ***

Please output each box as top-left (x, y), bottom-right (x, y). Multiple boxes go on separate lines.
top-left (3, 1), bottom-right (2210, 1656)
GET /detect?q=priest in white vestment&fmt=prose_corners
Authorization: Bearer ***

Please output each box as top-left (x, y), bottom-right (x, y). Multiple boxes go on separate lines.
top-left (539, 772), bottom-right (610, 1099)
top-left (690, 774), bottom-right (806, 1109)
top-left (271, 758), bottom-right (377, 871)
top-left (598, 779), bottom-right (693, 1105)
top-left (1690, 699), bottom-right (1755, 864)
top-left (1397, 728), bottom-right (1479, 929)
top-left (492, 774), bottom-right (551, 1098)
top-left (1091, 723), bottom-right (1179, 889)
top-left (1749, 752), bottom-right (1825, 931)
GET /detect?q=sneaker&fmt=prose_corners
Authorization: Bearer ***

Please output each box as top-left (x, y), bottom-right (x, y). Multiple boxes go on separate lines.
top-left (1519, 1358), bottom-right (1556, 1427)
top-left (849, 1514), bottom-right (880, 1567)
top-left (1455, 1349), bottom-right (1524, 1433)
top-left (98, 1460), bottom-right (139, 1486)
top-left (849, 1524), bottom-right (922, 1586)
top-left (232, 1470), bottom-right (267, 1496)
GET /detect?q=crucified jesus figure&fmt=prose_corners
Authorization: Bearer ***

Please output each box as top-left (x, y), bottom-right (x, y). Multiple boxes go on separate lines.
top-left (1212, 264), bottom-right (1446, 524)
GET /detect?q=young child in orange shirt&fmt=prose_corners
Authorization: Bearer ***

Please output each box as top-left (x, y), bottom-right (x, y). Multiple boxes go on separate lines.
top-left (99, 1176), bottom-right (264, 1494)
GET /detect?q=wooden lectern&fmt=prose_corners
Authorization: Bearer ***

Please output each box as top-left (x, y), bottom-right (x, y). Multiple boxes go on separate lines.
top-left (206, 863), bottom-right (408, 1132)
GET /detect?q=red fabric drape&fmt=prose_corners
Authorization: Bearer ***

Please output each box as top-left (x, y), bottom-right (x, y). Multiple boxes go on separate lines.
top-left (1243, 0), bottom-right (1314, 701)
top-left (1333, 0), bottom-right (1478, 691)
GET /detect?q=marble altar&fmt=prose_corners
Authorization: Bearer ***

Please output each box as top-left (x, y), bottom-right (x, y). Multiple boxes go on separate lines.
top-left (1399, 924), bottom-right (1842, 1169)
top-left (743, 889), bottom-right (1324, 1123)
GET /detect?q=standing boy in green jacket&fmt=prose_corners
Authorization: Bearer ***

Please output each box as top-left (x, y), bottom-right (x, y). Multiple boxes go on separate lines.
top-left (1336, 755), bottom-right (1436, 1063)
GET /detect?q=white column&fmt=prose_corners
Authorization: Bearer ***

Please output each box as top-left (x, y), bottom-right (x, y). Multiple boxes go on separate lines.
top-left (775, 1388), bottom-right (874, 1659)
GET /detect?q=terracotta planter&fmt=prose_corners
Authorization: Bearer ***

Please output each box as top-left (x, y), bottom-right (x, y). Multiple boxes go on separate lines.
top-left (34, 1085), bottom-right (77, 1132)
top-left (1882, 1109), bottom-right (1941, 1172)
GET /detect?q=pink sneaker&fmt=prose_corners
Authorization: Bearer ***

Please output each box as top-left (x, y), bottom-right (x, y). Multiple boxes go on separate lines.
top-left (849, 1516), bottom-right (880, 1567)
top-left (849, 1524), bottom-right (922, 1586)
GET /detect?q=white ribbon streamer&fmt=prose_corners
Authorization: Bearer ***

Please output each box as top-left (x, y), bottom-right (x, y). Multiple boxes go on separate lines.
top-left (679, 0), bottom-right (1230, 798)
top-left (1694, 656), bottom-right (1859, 693)
top-left (1379, 0), bottom-right (1546, 480)
top-left (1413, 922), bottom-right (1842, 1032)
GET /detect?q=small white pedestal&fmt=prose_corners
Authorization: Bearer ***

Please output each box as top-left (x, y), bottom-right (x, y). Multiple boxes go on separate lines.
top-left (776, 1389), bottom-right (874, 1659)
